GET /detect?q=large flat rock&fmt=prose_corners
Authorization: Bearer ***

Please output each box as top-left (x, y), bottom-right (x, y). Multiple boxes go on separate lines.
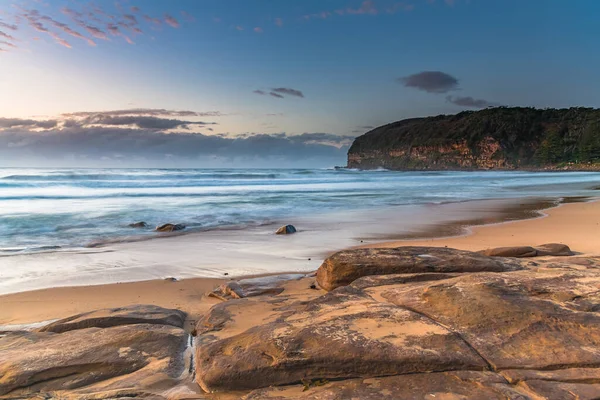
top-left (0, 323), bottom-right (188, 397)
top-left (38, 304), bottom-right (187, 333)
top-left (195, 285), bottom-right (487, 392)
top-left (316, 246), bottom-right (521, 291)
top-left (376, 268), bottom-right (600, 370)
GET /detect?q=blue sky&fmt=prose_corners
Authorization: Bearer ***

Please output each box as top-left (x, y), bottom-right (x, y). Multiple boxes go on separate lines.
top-left (0, 0), bottom-right (599, 167)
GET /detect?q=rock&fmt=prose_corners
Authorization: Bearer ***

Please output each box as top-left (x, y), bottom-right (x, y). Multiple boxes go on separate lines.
top-left (155, 223), bottom-right (186, 232)
top-left (480, 246), bottom-right (538, 258)
top-left (0, 324), bottom-right (187, 397)
top-left (38, 304), bottom-right (186, 334)
top-left (243, 371), bottom-right (530, 399)
top-left (535, 243), bottom-right (574, 256)
top-left (128, 221), bottom-right (148, 228)
top-left (195, 285), bottom-right (487, 392)
top-left (207, 274), bottom-right (305, 301)
top-left (377, 269), bottom-right (600, 371)
top-left (480, 243), bottom-right (573, 258)
top-left (316, 246), bottom-right (521, 291)
top-left (275, 224), bottom-right (297, 235)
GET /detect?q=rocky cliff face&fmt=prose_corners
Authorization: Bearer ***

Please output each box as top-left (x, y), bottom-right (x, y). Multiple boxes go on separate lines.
top-left (347, 107), bottom-right (600, 170)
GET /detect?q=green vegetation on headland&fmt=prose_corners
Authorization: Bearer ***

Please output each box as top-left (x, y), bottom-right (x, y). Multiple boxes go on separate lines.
top-left (347, 107), bottom-right (600, 170)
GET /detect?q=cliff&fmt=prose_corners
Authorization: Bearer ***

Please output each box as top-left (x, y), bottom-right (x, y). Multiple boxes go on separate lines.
top-left (347, 107), bottom-right (600, 170)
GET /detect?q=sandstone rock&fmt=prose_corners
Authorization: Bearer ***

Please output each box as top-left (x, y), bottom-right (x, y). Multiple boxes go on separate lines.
top-left (480, 243), bottom-right (574, 258)
top-left (243, 371), bottom-right (530, 399)
top-left (38, 304), bottom-right (186, 333)
top-left (128, 221), bottom-right (148, 228)
top-left (195, 285), bottom-right (487, 392)
top-left (376, 270), bottom-right (600, 370)
top-left (534, 243), bottom-right (573, 256)
top-left (275, 224), bottom-right (296, 235)
top-left (155, 223), bottom-right (186, 232)
top-left (0, 324), bottom-right (187, 397)
top-left (480, 246), bottom-right (538, 258)
top-left (316, 246), bottom-right (521, 291)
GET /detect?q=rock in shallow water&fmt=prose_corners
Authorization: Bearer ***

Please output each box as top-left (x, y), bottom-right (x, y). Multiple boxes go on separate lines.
top-left (316, 246), bottom-right (522, 291)
top-left (155, 223), bottom-right (186, 232)
top-left (275, 224), bottom-right (297, 235)
top-left (128, 221), bottom-right (148, 228)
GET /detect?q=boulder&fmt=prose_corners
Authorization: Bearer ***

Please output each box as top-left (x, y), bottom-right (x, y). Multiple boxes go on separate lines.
top-left (38, 304), bottom-right (186, 334)
top-left (128, 221), bottom-right (148, 228)
top-left (195, 285), bottom-right (487, 392)
top-left (480, 246), bottom-right (538, 258)
top-left (155, 223), bottom-right (186, 232)
top-left (480, 243), bottom-right (573, 258)
top-left (534, 243), bottom-right (573, 256)
top-left (316, 246), bottom-right (521, 291)
top-left (275, 225), bottom-right (297, 235)
top-left (0, 324), bottom-right (187, 397)
top-left (243, 371), bottom-right (530, 399)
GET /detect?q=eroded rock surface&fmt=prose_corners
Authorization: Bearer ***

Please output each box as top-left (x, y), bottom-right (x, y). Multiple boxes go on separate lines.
top-left (480, 243), bottom-right (574, 258)
top-left (38, 304), bottom-right (186, 333)
top-left (194, 246), bottom-right (600, 399)
top-left (316, 246), bottom-right (522, 291)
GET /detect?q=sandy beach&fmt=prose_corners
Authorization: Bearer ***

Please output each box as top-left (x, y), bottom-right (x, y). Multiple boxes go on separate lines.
top-left (2, 197), bottom-right (598, 328)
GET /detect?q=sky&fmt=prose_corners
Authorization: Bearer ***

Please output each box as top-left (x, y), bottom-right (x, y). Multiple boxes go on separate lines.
top-left (0, 0), bottom-right (599, 168)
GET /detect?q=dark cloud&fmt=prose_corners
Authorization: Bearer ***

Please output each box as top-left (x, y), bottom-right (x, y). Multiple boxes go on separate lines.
top-left (0, 118), bottom-right (58, 129)
top-left (253, 90), bottom-right (266, 95)
top-left (446, 96), bottom-right (498, 109)
top-left (75, 115), bottom-right (216, 130)
top-left (0, 127), bottom-right (349, 167)
top-left (62, 109), bottom-right (222, 118)
top-left (400, 71), bottom-right (459, 93)
top-left (269, 92), bottom-right (284, 98)
top-left (271, 87), bottom-right (305, 98)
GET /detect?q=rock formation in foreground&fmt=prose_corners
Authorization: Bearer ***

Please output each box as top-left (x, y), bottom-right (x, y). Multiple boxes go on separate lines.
top-left (347, 107), bottom-right (600, 170)
top-left (2, 245), bottom-right (600, 399)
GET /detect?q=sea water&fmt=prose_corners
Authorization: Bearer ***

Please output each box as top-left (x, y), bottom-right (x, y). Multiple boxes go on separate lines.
top-left (1, 168), bottom-right (600, 255)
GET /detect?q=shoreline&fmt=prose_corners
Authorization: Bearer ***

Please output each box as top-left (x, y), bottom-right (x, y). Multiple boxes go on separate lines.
top-left (2, 195), bottom-right (599, 326)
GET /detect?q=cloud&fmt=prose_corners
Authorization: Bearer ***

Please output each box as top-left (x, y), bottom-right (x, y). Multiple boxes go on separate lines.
top-left (346, 0), bottom-right (378, 15)
top-left (254, 27), bottom-right (263, 33)
top-left (164, 14), bottom-right (180, 28)
top-left (62, 109), bottom-right (223, 118)
top-left (400, 71), bottom-right (459, 93)
top-left (275, 18), bottom-right (283, 27)
top-left (446, 96), bottom-right (498, 109)
top-left (0, 126), bottom-right (350, 167)
top-left (253, 90), bottom-right (266, 95)
top-left (0, 118), bottom-right (58, 129)
top-left (39, 15), bottom-right (96, 46)
top-left (73, 115), bottom-right (215, 130)
top-left (0, 20), bottom-right (18, 31)
top-left (235, 25), bottom-right (244, 31)
top-left (0, 30), bottom-right (16, 41)
top-left (144, 15), bottom-right (162, 26)
top-left (0, 40), bottom-right (17, 48)
top-left (271, 87), bottom-right (305, 98)
top-left (269, 92), bottom-right (284, 98)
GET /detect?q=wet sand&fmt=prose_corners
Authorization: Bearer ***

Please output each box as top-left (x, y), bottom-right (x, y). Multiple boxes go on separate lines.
top-left (1, 197), bottom-right (599, 327)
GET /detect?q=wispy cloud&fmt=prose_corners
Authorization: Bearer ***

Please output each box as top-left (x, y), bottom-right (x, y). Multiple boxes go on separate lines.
top-left (164, 14), bottom-right (180, 28)
top-left (181, 11), bottom-right (195, 23)
top-left (0, 30), bottom-right (16, 41)
top-left (0, 20), bottom-right (18, 31)
top-left (270, 92), bottom-right (284, 98)
top-left (253, 90), bottom-right (266, 95)
top-left (274, 18), bottom-right (283, 27)
top-left (62, 109), bottom-right (223, 118)
top-left (272, 87), bottom-right (304, 98)
top-left (40, 15), bottom-right (95, 46)
top-left (254, 27), bottom-right (263, 33)
top-left (400, 71), bottom-right (459, 93)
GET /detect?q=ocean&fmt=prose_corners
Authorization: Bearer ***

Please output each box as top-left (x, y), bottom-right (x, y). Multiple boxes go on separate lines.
top-left (2, 168), bottom-right (600, 255)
